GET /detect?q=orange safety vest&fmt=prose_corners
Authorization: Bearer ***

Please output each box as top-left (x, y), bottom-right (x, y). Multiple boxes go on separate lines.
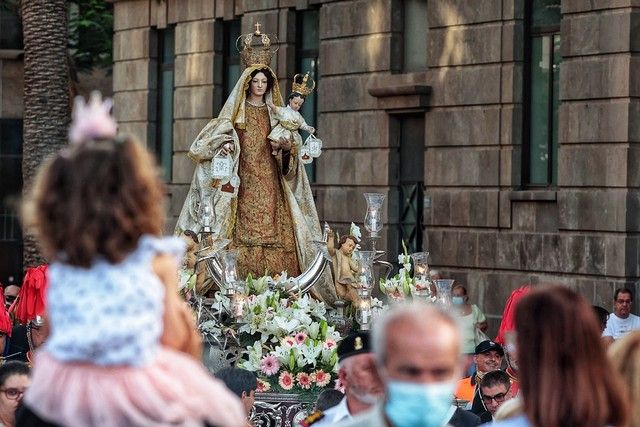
top-left (455, 376), bottom-right (476, 401)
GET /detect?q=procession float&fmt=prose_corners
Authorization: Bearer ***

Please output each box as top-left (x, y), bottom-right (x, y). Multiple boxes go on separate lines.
top-left (174, 23), bottom-right (455, 427)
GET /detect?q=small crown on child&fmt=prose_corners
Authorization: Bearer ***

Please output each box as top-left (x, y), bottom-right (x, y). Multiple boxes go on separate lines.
top-left (68, 91), bottom-right (118, 145)
top-left (236, 22), bottom-right (279, 68)
top-left (291, 72), bottom-right (316, 97)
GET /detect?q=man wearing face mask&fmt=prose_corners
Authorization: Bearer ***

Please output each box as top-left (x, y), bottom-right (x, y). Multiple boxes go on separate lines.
top-left (336, 302), bottom-right (472, 427)
top-left (451, 284), bottom-right (488, 375)
top-left (307, 331), bottom-right (383, 427)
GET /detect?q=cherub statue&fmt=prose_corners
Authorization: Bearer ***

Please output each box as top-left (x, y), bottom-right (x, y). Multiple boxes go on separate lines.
top-left (266, 72), bottom-right (316, 155)
top-left (326, 230), bottom-right (362, 305)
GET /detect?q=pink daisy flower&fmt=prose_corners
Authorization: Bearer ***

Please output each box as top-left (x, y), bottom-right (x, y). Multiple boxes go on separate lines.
top-left (323, 339), bottom-right (337, 350)
top-left (260, 354), bottom-right (280, 376)
top-left (279, 371), bottom-right (294, 390)
top-left (313, 370), bottom-right (331, 387)
top-left (256, 379), bottom-right (271, 393)
top-left (295, 332), bottom-right (307, 344)
top-left (296, 372), bottom-right (312, 390)
top-left (334, 378), bottom-right (345, 393)
top-left (282, 336), bottom-right (296, 347)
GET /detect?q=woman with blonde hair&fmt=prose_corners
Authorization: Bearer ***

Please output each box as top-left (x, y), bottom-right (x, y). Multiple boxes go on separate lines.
top-left (608, 331), bottom-right (640, 427)
top-left (492, 285), bottom-right (629, 427)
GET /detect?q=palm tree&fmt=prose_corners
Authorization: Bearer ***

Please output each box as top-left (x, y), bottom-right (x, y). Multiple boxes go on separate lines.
top-left (21, 0), bottom-right (70, 267)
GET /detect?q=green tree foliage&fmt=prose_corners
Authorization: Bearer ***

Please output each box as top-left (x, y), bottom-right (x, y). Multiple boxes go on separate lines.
top-left (68, 0), bottom-right (113, 73)
top-left (1, 0), bottom-right (113, 73)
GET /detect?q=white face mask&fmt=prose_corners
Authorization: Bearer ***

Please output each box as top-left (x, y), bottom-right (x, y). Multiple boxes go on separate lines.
top-left (385, 380), bottom-right (456, 427)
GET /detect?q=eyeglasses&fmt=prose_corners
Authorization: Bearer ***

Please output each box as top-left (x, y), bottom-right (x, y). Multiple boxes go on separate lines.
top-left (481, 388), bottom-right (510, 404)
top-left (616, 299), bottom-right (632, 305)
top-left (1, 388), bottom-right (25, 400)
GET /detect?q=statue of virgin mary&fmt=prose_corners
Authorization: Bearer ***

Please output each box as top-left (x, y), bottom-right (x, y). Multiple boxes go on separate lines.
top-left (175, 25), bottom-right (336, 304)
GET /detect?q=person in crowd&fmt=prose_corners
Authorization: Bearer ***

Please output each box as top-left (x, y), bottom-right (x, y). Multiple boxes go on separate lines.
top-left (492, 285), bottom-right (629, 427)
top-left (494, 286), bottom-right (530, 345)
top-left (476, 370), bottom-right (514, 422)
top-left (451, 284), bottom-right (488, 374)
top-left (0, 361), bottom-right (30, 427)
top-left (603, 288), bottom-right (640, 345)
top-left (215, 367), bottom-right (258, 417)
top-left (0, 290), bottom-right (13, 362)
top-left (309, 331), bottom-right (383, 427)
top-left (608, 331), bottom-right (640, 427)
top-left (454, 340), bottom-right (503, 414)
top-left (336, 302), bottom-right (478, 427)
top-left (2, 286), bottom-right (19, 311)
top-left (16, 93), bottom-right (245, 427)
top-left (503, 339), bottom-right (519, 397)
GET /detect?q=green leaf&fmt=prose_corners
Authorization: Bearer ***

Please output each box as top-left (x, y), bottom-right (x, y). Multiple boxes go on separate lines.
top-left (320, 320), bottom-right (328, 339)
top-left (288, 349), bottom-right (296, 371)
top-left (401, 240), bottom-right (408, 256)
top-left (379, 278), bottom-right (387, 294)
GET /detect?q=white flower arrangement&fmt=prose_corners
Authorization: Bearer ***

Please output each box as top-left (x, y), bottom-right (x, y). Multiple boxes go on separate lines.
top-left (379, 242), bottom-right (435, 302)
top-left (214, 274), bottom-right (341, 393)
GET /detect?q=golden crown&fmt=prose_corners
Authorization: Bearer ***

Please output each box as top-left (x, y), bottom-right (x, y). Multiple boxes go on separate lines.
top-left (236, 22), bottom-right (279, 68)
top-left (291, 72), bottom-right (316, 97)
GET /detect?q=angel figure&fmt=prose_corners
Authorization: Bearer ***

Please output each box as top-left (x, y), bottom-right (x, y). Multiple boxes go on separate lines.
top-left (327, 230), bottom-right (363, 306)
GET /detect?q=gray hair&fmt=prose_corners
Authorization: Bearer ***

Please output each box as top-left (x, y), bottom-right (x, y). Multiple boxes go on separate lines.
top-left (371, 302), bottom-right (461, 365)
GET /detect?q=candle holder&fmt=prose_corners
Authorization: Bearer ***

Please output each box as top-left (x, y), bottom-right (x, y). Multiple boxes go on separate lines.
top-left (411, 251), bottom-right (432, 300)
top-left (230, 293), bottom-right (247, 320)
top-left (363, 193), bottom-right (385, 251)
top-left (219, 249), bottom-right (240, 295)
top-left (435, 279), bottom-right (455, 307)
top-left (356, 292), bottom-right (373, 331)
top-left (327, 300), bottom-right (353, 336)
top-left (198, 197), bottom-right (215, 232)
top-left (356, 250), bottom-right (377, 291)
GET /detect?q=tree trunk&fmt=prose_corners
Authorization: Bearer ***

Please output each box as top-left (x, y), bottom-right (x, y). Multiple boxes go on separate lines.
top-left (21, 0), bottom-right (70, 268)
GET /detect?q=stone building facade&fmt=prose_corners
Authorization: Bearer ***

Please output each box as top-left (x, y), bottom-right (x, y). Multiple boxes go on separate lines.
top-left (108, 0), bottom-right (639, 328)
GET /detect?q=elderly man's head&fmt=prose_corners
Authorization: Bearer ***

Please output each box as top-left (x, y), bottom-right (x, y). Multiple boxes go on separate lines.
top-left (337, 332), bottom-right (383, 410)
top-left (479, 370), bottom-right (513, 416)
top-left (372, 303), bottom-right (462, 427)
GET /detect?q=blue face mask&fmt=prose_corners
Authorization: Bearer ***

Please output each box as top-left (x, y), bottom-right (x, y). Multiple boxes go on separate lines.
top-left (384, 380), bottom-right (455, 427)
top-left (452, 296), bottom-right (464, 306)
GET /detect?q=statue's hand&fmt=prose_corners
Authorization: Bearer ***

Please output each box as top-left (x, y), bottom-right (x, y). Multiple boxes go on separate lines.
top-left (220, 142), bottom-right (234, 155)
top-left (270, 140), bottom-right (281, 155)
top-left (279, 137), bottom-right (292, 151)
top-left (308, 127), bottom-right (315, 134)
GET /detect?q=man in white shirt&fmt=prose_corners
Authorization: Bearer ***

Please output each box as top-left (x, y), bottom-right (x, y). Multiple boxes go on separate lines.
top-left (306, 331), bottom-right (383, 427)
top-left (603, 288), bottom-right (640, 345)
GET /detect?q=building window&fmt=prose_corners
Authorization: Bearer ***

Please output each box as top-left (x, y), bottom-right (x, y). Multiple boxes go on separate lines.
top-left (0, 4), bottom-right (22, 50)
top-left (222, 19), bottom-right (241, 101)
top-left (296, 9), bottom-right (319, 181)
top-left (156, 26), bottom-right (174, 182)
top-left (402, 0), bottom-right (428, 72)
top-left (0, 119), bottom-right (23, 284)
top-left (523, 0), bottom-right (561, 186)
top-left (395, 115), bottom-right (424, 254)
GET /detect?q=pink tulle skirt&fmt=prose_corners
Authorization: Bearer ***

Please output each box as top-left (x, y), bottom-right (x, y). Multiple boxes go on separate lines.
top-left (24, 348), bottom-right (246, 427)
